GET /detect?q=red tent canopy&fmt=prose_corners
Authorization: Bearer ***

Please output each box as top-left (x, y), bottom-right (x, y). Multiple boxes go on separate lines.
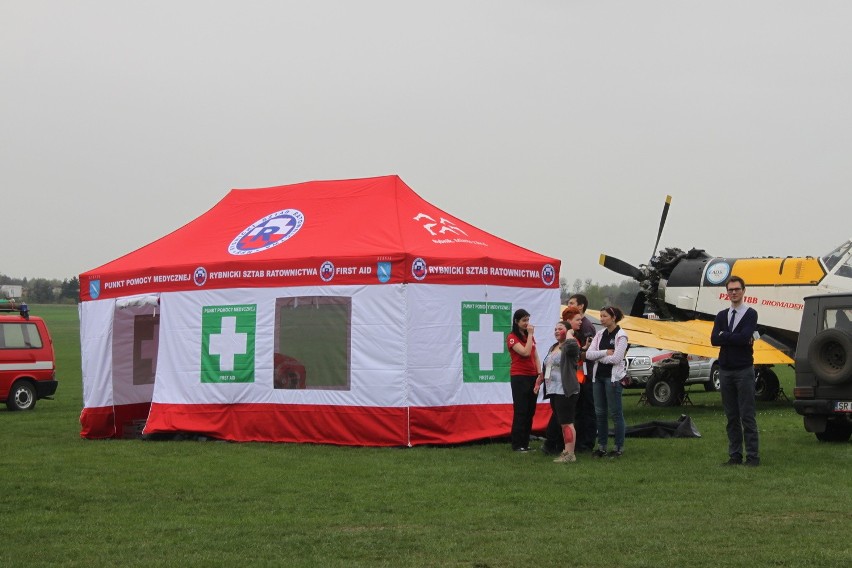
top-left (80, 175), bottom-right (559, 300)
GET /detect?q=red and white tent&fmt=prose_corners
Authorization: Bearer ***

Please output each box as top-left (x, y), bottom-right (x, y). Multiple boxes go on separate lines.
top-left (79, 175), bottom-right (561, 446)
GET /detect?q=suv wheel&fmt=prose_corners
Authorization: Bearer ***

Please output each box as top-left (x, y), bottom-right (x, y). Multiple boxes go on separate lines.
top-left (815, 420), bottom-right (852, 442)
top-left (6, 380), bottom-right (37, 411)
top-left (704, 362), bottom-right (720, 392)
top-left (807, 328), bottom-right (852, 385)
top-left (754, 367), bottom-right (780, 402)
top-left (645, 370), bottom-right (684, 407)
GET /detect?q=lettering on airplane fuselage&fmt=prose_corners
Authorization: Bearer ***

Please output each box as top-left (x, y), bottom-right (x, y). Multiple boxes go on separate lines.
top-left (718, 292), bottom-right (803, 311)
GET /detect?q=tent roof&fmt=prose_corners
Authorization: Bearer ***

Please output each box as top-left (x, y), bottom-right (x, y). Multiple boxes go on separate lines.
top-left (80, 175), bottom-right (560, 300)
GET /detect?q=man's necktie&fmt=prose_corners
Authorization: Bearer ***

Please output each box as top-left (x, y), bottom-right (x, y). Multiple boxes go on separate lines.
top-left (729, 308), bottom-right (737, 331)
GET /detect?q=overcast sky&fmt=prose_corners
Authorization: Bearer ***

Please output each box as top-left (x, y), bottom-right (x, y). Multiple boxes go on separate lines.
top-left (3, 1), bottom-right (851, 285)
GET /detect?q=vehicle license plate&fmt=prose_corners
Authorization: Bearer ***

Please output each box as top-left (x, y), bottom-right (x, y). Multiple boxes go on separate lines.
top-left (835, 401), bottom-right (852, 413)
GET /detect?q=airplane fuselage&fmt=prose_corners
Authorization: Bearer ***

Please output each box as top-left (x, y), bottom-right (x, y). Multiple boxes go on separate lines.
top-left (660, 242), bottom-right (852, 352)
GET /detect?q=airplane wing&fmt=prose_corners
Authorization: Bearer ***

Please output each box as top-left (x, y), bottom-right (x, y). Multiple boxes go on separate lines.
top-left (583, 309), bottom-right (793, 365)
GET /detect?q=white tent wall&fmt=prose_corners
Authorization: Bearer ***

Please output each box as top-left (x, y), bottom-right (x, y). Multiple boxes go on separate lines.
top-left (405, 284), bottom-right (560, 407)
top-left (152, 285), bottom-right (409, 408)
top-left (79, 296), bottom-right (161, 438)
top-left (79, 299), bottom-right (116, 409)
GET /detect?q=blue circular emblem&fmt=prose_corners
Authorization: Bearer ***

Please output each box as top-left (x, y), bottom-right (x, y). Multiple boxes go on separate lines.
top-left (320, 261), bottom-right (335, 282)
top-left (411, 257), bottom-right (427, 281)
top-left (541, 263), bottom-right (556, 286)
top-left (228, 209), bottom-right (304, 256)
top-left (193, 266), bottom-right (208, 287)
top-left (706, 261), bottom-right (731, 285)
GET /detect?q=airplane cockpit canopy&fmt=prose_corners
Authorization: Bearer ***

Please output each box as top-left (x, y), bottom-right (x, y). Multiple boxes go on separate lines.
top-left (822, 240), bottom-right (852, 278)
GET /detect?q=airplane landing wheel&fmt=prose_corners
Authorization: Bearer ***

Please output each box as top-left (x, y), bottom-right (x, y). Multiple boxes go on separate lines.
top-left (645, 370), bottom-right (684, 407)
top-left (754, 367), bottom-right (780, 401)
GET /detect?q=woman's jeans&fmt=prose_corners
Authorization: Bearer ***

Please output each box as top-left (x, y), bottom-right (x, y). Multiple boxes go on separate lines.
top-left (593, 379), bottom-right (625, 450)
top-left (510, 375), bottom-right (538, 450)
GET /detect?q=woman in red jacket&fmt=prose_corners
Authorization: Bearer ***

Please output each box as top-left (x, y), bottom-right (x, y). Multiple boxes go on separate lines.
top-left (507, 308), bottom-right (541, 452)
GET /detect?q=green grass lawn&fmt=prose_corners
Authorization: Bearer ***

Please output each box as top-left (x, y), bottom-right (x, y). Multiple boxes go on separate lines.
top-left (1, 305), bottom-right (850, 567)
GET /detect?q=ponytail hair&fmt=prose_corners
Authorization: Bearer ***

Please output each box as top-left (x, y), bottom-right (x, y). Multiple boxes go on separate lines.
top-left (601, 306), bottom-right (624, 323)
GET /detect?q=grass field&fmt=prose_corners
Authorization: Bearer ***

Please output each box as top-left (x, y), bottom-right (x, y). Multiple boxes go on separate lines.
top-left (1, 305), bottom-right (850, 567)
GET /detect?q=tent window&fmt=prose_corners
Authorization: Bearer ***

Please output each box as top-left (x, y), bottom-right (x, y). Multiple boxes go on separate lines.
top-left (133, 314), bottom-right (160, 385)
top-left (112, 309), bottom-right (160, 388)
top-left (274, 296), bottom-right (352, 390)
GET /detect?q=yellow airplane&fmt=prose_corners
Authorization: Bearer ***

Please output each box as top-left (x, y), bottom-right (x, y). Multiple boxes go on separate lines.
top-left (599, 196), bottom-right (852, 362)
top-left (594, 197), bottom-right (852, 403)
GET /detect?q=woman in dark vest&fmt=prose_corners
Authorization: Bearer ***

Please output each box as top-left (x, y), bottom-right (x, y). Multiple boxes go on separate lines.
top-left (585, 306), bottom-right (629, 458)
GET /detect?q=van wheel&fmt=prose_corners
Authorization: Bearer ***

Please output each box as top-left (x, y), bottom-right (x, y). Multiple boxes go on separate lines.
top-left (645, 371), bottom-right (684, 407)
top-left (808, 329), bottom-right (852, 385)
top-left (6, 380), bottom-right (37, 411)
top-left (704, 362), bottom-right (720, 392)
top-left (815, 420), bottom-right (852, 442)
top-left (754, 367), bottom-right (780, 401)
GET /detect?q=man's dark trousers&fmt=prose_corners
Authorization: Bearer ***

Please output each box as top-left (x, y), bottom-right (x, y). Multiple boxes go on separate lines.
top-left (719, 365), bottom-right (759, 462)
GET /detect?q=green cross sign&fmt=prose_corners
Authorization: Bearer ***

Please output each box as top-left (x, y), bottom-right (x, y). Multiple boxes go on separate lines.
top-left (461, 301), bottom-right (511, 383)
top-left (200, 304), bottom-right (257, 383)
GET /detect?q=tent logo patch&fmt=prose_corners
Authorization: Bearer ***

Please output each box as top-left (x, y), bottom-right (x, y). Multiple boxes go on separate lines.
top-left (411, 257), bottom-right (427, 281)
top-left (541, 263), bottom-right (556, 286)
top-left (377, 262), bottom-right (392, 283)
top-left (193, 267), bottom-right (208, 287)
top-left (89, 279), bottom-right (101, 300)
top-left (320, 261), bottom-right (335, 282)
top-left (413, 212), bottom-right (468, 237)
top-left (200, 304), bottom-right (257, 383)
top-left (461, 301), bottom-right (511, 383)
top-left (228, 209), bottom-right (305, 256)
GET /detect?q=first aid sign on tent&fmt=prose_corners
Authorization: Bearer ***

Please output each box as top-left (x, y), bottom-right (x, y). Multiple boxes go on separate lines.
top-left (461, 301), bottom-right (512, 383)
top-left (201, 304), bottom-right (257, 383)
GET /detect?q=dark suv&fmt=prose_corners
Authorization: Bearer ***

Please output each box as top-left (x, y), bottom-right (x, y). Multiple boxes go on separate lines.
top-left (793, 293), bottom-right (852, 442)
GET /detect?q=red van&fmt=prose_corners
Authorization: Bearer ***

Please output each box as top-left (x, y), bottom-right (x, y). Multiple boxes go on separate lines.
top-left (0, 302), bottom-right (58, 410)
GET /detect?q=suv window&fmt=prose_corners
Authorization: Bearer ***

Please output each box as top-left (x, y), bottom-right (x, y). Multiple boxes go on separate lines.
top-left (0, 322), bottom-right (44, 349)
top-left (825, 308), bottom-right (852, 332)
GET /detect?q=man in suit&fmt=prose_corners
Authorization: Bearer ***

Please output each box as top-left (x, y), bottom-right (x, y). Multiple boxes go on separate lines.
top-left (711, 276), bottom-right (760, 467)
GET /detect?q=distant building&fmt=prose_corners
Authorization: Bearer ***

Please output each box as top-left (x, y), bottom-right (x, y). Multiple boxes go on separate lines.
top-left (1, 285), bottom-right (23, 299)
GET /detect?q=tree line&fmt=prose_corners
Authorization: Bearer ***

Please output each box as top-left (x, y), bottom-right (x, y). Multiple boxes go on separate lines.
top-left (0, 274), bottom-right (80, 304)
top-left (560, 277), bottom-right (640, 314)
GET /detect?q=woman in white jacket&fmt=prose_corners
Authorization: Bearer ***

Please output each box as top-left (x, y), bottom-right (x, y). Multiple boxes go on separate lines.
top-left (585, 306), bottom-right (629, 458)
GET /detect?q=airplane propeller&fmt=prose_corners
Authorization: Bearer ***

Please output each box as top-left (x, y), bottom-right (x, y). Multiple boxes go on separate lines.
top-left (599, 195), bottom-right (674, 317)
top-left (651, 195), bottom-right (672, 263)
top-left (599, 194), bottom-right (673, 280)
top-left (599, 254), bottom-right (643, 281)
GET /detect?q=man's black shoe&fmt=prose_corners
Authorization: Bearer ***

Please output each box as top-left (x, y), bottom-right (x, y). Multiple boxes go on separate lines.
top-left (721, 458), bottom-right (742, 466)
top-left (744, 458), bottom-right (760, 467)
